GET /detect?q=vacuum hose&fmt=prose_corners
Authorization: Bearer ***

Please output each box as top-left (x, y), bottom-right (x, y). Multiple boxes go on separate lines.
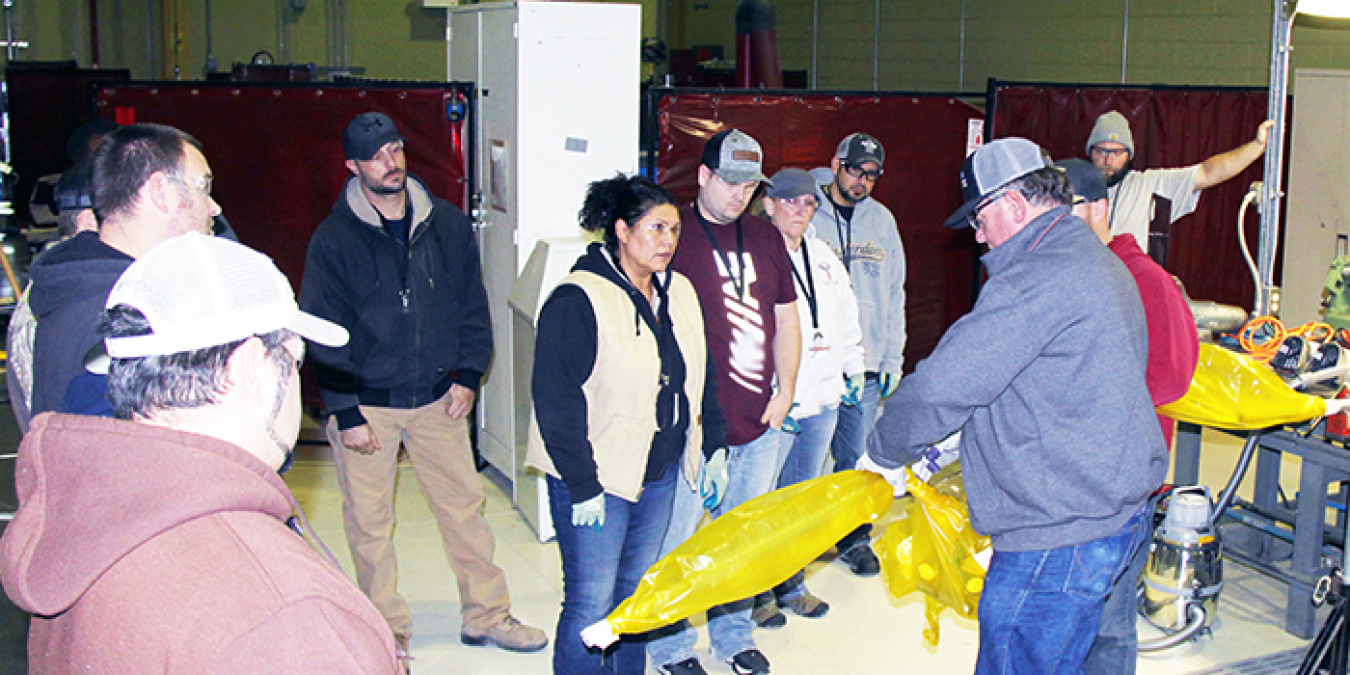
top-left (1212, 433), bottom-right (1262, 525)
top-left (1139, 604), bottom-right (1208, 652)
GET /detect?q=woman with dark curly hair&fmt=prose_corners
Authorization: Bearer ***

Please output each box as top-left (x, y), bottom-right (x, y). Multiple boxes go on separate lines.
top-left (527, 173), bottom-right (727, 675)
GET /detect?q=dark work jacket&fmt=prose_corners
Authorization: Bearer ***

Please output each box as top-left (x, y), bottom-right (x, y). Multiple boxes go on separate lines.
top-left (299, 174), bottom-right (492, 430)
top-left (27, 232), bottom-right (132, 418)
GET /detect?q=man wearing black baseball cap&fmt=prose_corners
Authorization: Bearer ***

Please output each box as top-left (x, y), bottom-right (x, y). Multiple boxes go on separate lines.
top-left (300, 112), bottom-right (547, 664)
top-left (1058, 158), bottom-right (1198, 675)
top-left (808, 131), bottom-right (906, 577)
top-left (860, 138), bottom-right (1167, 674)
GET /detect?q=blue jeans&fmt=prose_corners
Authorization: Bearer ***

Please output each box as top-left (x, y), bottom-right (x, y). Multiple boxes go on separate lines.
top-left (647, 428), bottom-right (787, 666)
top-left (1084, 496), bottom-right (1160, 675)
top-left (774, 408), bottom-right (838, 600)
top-left (549, 467), bottom-right (677, 675)
top-left (831, 375), bottom-right (880, 551)
top-left (975, 505), bottom-right (1150, 675)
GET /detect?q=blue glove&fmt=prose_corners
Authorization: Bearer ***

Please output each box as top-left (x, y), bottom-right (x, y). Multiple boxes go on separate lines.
top-left (699, 447), bottom-right (729, 510)
top-left (780, 403), bottom-right (802, 434)
top-left (879, 371), bottom-right (902, 399)
top-left (842, 373), bottom-right (865, 407)
top-left (571, 494), bottom-right (605, 528)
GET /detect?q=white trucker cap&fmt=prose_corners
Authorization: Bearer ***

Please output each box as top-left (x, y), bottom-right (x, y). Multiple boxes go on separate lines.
top-left (104, 233), bottom-right (348, 359)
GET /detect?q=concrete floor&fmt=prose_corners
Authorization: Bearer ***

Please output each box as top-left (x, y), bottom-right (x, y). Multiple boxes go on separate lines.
top-left (0, 410), bottom-right (1330, 674)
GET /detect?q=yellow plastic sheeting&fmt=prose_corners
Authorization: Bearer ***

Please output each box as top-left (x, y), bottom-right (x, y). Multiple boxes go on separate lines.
top-left (876, 469), bottom-right (990, 647)
top-left (1158, 343), bottom-right (1325, 430)
top-left (582, 470), bottom-right (893, 647)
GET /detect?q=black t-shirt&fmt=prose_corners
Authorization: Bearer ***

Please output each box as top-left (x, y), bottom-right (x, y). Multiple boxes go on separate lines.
top-left (381, 208), bottom-right (412, 245)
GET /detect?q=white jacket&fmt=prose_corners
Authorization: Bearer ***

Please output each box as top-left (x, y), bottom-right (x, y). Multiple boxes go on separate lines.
top-left (787, 228), bottom-right (866, 418)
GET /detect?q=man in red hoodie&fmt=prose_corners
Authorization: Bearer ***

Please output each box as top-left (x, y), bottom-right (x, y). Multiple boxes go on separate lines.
top-left (1058, 158), bottom-right (1199, 675)
top-left (0, 233), bottom-right (402, 674)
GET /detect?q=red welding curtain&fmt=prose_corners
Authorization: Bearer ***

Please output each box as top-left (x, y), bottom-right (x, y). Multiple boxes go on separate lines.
top-left (6, 63), bottom-right (130, 227)
top-left (92, 82), bottom-right (471, 290)
top-left (988, 82), bottom-right (1271, 309)
top-left (654, 91), bottom-right (985, 370)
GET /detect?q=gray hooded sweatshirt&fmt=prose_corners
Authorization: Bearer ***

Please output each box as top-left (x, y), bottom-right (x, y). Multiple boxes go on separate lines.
top-left (868, 206), bottom-right (1167, 553)
top-left (809, 166), bottom-right (906, 374)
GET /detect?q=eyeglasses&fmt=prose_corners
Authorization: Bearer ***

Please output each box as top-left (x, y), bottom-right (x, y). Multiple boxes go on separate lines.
top-left (968, 189), bottom-right (1010, 230)
top-left (776, 195), bottom-right (818, 211)
top-left (843, 163), bottom-right (883, 181)
top-left (636, 219), bottom-right (681, 238)
top-left (172, 172), bottom-right (213, 198)
top-left (1090, 146), bottom-right (1128, 159)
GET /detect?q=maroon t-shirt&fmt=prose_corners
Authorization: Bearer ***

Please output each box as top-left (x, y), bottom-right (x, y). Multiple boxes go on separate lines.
top-left (673, 204), bottom-right (797, 446)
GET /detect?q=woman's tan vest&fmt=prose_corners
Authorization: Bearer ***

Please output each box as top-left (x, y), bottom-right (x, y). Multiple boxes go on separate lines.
top-left (526, 270), bottom-right (708, 502)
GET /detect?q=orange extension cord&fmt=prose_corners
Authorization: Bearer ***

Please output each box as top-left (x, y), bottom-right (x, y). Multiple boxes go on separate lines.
top-left (1238, 316), bottom-right (1334, 363)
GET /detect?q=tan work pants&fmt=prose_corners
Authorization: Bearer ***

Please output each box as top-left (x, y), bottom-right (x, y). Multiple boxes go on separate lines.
top-left (327, 396), bottom-right (511, 638)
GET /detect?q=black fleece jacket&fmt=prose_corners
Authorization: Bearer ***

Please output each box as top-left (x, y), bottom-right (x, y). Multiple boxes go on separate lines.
top-left (533, 243), bottom-right (727, 503)
top-left (299, 174), bottom-right (492, 429)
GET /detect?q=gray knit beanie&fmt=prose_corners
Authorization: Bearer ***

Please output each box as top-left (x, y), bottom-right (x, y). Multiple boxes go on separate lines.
top-left (1085, 110), bottom-right (1134, 158)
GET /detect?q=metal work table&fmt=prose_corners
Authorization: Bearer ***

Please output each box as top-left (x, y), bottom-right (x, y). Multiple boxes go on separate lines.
top-left (1174, 421), bottom-right (1349, 638)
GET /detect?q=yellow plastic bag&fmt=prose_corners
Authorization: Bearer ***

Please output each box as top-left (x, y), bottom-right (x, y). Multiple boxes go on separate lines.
top-left (877, 468), bottom-right (990, 647)
top-left (875, 512), bottom-right (917, 599)
top-left (582, 470), bottom-right (893, 648)
top-left (1158, 343), bottom-right (1326, 430)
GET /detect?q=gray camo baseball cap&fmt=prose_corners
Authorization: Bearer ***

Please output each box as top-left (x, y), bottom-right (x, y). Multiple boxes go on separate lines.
top-left (700, 129), bottom-right (769, 184)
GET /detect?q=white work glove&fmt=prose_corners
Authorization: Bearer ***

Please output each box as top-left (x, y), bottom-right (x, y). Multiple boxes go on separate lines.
top-left (571, 493), bottom-right (605, 528)
top-left (909, 441), bottom-right (961, 484)
top-left (879, 371), bottom-right (903, 399)
top-left (856, 452), bottom-right (909, 497)
top-left (842, 373), bottom-right (865, 407)
top-left (699, 447), bottom-right (729, 510)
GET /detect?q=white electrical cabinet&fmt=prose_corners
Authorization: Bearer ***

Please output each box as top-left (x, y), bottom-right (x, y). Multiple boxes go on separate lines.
top-left (446, 1), bottom-right (640, 538)
top-left (1284, 69), bottom-right (1350, 327)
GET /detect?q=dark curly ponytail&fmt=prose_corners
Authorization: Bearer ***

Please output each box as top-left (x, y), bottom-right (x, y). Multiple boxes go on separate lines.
top-left (578, 173), bottom-right (676, 253)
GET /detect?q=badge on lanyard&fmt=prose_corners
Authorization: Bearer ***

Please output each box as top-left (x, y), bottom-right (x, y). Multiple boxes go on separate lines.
top-left (810, 331), bottom-right (831, 354)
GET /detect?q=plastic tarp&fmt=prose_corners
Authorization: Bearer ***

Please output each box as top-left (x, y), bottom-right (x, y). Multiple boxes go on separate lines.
top-left (987, 82), bottom-right (1272, 309)
top-left (876, 469), bottom-right (989, 647)
top-left (582, 469), bottom-right (893, 648)
top-left (1159, 343), bottom-right (1326, 430)
top-left (652, 90), bottom-right (985, 370)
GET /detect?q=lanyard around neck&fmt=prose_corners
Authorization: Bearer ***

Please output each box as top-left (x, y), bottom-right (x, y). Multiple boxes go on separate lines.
top-left (827, 189), bottom-right (853, 270)
top-left (694, 206), bottom-right (747, 302)
top-left (788, 241), bottom-right (819, 331)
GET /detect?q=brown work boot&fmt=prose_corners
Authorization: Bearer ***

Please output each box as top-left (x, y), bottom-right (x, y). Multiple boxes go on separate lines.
top-left (460, 615), bottom-right (548, 653)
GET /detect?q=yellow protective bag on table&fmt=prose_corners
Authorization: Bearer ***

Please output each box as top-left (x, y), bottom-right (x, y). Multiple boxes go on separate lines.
top-left (581, 470), bottom-right (893, 648)
top-left (876, 468), bottom-right (990, 647)
top-left (1158, 343), bottom-right (1326, 430)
